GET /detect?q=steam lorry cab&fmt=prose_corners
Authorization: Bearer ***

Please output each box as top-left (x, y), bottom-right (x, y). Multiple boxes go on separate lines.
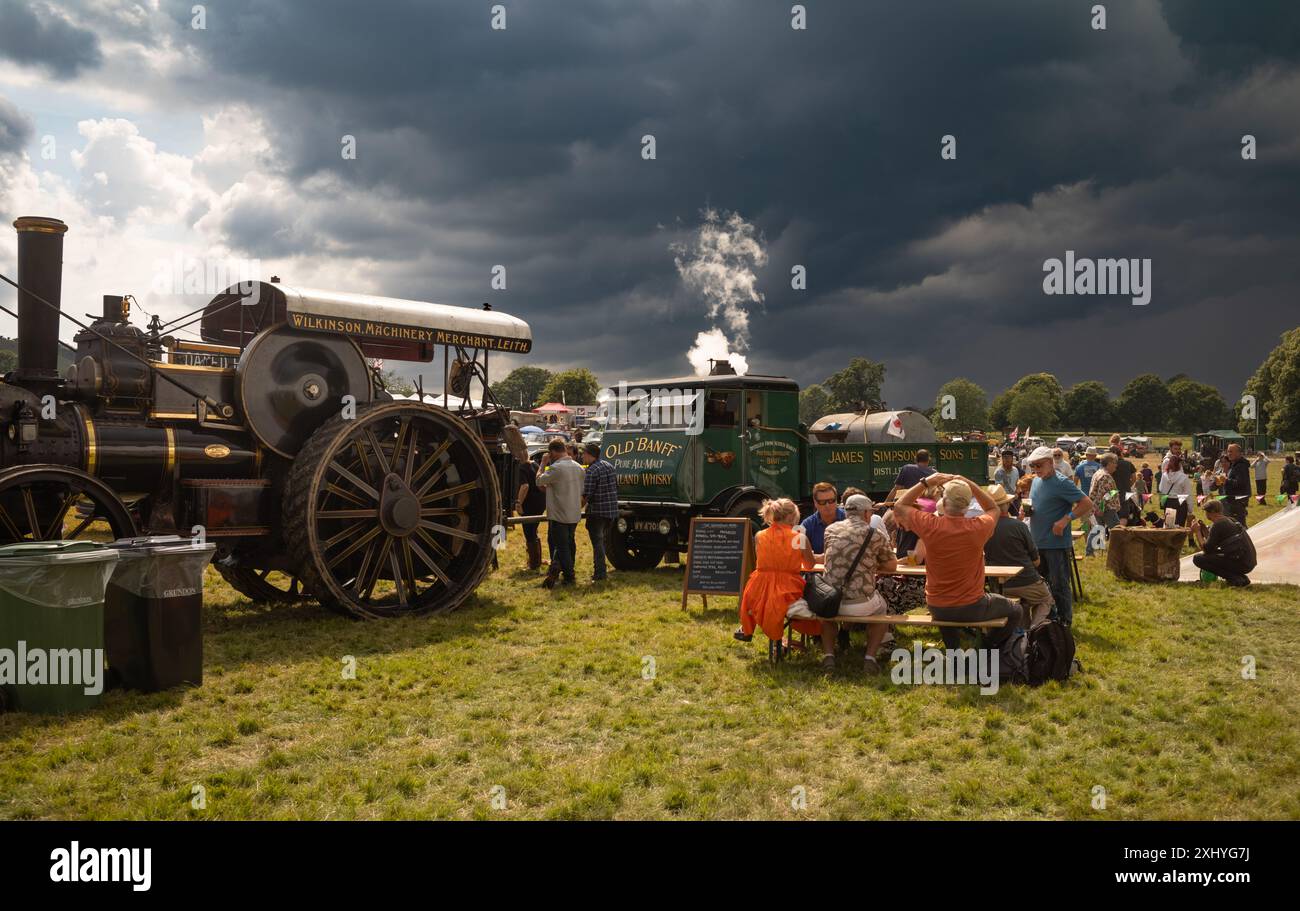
top-left (598, 370), bottom-right (987, 570)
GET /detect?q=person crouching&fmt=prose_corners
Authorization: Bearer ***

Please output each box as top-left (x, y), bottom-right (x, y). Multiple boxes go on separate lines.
top-left (1192, 499), bottom-right (1257, 587)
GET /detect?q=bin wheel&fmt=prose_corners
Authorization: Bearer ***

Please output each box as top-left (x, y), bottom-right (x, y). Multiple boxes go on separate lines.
top-left (0, 465), bottom-right (137, 544)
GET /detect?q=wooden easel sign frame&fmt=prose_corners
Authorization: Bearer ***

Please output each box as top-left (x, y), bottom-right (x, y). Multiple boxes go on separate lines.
top-left (681, 516), bottom-right (755, 610)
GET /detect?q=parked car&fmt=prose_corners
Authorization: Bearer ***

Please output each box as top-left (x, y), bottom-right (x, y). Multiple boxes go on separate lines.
top-left (1121, 436), bottom-right (1150, 457)
top-left (523, 428), bottom-right (571, 457)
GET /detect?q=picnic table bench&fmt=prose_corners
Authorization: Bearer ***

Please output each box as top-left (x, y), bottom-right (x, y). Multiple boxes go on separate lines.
top-left (772, 610), bottom-right (1008, 663)
top-left (770, 565), bottom-right (1020, 664)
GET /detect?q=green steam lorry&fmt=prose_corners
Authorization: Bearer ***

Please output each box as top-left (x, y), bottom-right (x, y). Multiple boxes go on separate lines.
top-left (598, 363), bottom-right (987, 570)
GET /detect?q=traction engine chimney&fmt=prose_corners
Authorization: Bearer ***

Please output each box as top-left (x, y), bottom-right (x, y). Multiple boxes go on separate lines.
top-left (12, 215), bottom-right (68, 389)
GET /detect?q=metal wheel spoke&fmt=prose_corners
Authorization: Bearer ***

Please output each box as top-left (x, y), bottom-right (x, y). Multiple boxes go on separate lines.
top-left (419, 519), bottom-right (481, 543)
top-left (361, 537), bottom-right (393, 600)
top-left (0, 505), bottom-right (25, 541)
top-left (388, 545), bottom-right (409, 606)
top-left (324, 482), bottom-right (367, 507)
top-left (352, 438), bottom-right (370, 479)
top-left (65, 513), bottom-right (96, 540)
top-left (401, 540), bottom-right (419, 598)
top-left (318, 508), bottom-right (381, 520)
top-left (327, 524), bottom-right (382, 568)
top-left (323, 521), bottom-right (371, 550)
top-left (21, 488), bottom-right (41, 539)
top-left (362, 428), bottom-right (392, 475)
top-left (421, 479), bottom-right (481, 504)
top-left (327, 459), bottom-right (379, 500)
top-left (409, 439), bottom-right (451, 489)
top-left (44, 491), bottom-right (78, 540)
top-left (402, 420), bottom-right (418, 484)
top-left (407, 535), bottom-right (451, 585)
top-left (391, 418), bottom-right (410, 477)
top-left (415, 527), bottom-right (454, 563)
top-left (349, 538), bottom-right (379, 594)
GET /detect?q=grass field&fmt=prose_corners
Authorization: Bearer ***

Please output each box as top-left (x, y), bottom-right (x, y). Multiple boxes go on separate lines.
top-left (1, 466), bottom-right (1297, 820)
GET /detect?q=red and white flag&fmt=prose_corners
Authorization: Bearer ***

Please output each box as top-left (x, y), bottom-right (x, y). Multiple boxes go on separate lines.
top-left (1009, 427), bottom-right (1019, 442)
top-left (887, 415), bottom-right (906, 439)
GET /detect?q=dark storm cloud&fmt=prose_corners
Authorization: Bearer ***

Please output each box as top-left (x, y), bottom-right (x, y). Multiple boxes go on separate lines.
top-left (0, 93), bottom-right (32, 154)
top-left (152, 0), bottom-right (1300, 404)
top-left (0, 0), bottom-right (102, 78)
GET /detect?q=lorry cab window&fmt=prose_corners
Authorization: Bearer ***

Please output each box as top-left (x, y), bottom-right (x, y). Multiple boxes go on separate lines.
top-left (705, 391), bottom-right (739, 428)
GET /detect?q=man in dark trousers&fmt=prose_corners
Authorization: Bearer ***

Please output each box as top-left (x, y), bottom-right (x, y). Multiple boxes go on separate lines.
top-left (1221, 442), bottom-right (1252, 525)
top-left (580, 442), bottom-right (619, 582)
top-left (536, 439), bottom-right (584, 588)
top-left (1109, 441), bottom-right (1138, 524)
top-left (512, 450), bottom-right (548, 571)
top-left (1193, 500), bottom-right (1256, 587)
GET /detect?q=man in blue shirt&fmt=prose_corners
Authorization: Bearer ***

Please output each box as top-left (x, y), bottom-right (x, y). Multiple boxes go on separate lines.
top-left (1027, 446), bottom-right (1093, 627)
top-left (1074, 447), bottom-right (1101, 490)
top-left (1073, 447), bottom-right (1103, 554)
top-left (800, 482), bottom-right (845, 560)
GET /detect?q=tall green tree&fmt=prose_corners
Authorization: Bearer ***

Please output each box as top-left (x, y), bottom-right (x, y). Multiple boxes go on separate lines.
top-left (1116, 373), bottom-right (1175, 434)
top-left (1007, 386), bottom-right (1056, 433)
top-left (1240, 327), bottom-right (1300, 441)
top-left (933, 378), bottom-right (988, 431)
top-left (1168, 378), bottom-right (1230, 433)
top-left (821, 357), bottom-right (886, 412)
top-left (491, 366), bottom-right (553, 410)
top-left (991, 373), bottom-right (1064, 432)
top-left (1061, 381), bottom-right (1112, 434)
top-left (799, 383), bottom-right (832, 425)
top-left (537, 368), bottom-right (601, 407)
top-left (988, 388), bottom-right (1015, 431)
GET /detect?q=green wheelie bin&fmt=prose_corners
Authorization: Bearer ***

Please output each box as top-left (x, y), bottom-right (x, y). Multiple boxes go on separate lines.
top-left (0, 541), bottom-right (119, 714)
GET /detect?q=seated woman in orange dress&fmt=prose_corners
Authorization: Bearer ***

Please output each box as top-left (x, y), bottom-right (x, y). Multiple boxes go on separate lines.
top-left (734, 498), bottom-right (838, 670)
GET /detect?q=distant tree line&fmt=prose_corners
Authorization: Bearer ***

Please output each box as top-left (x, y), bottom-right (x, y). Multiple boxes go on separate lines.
top-left (933, 372), bottom-right (1234, 436)
top-left (490, 366), bottom-right (601, 409)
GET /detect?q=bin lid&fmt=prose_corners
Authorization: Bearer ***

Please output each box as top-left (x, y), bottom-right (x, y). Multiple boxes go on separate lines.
top-left (0, 540), bottom-right (119, 564)
top-left (109, 535), bottom-right (217, 555)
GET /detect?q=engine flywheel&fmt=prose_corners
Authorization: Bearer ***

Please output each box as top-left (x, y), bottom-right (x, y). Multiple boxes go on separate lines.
top-left (236, 325), bottom-right (374, 457)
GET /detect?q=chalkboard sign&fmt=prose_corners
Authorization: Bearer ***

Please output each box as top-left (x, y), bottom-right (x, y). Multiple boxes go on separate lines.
top-left (681, 517), bottom-right (755, 610)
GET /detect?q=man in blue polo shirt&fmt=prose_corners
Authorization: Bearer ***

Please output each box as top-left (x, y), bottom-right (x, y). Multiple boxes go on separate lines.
top-left (800, 482), bottom-right (844, 560)
top-left (1027, 446), bottom-right (1093, 627)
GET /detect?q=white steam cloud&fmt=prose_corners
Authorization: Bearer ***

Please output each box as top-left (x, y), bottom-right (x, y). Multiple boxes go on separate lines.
top-left (672, 208), bottom-right (766, 376)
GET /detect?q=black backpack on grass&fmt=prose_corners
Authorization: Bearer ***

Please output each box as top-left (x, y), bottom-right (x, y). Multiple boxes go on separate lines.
top-left (997, 631), bottom-right (1028, 684)
top-left (1026, 619), bottom-right (1076, 685)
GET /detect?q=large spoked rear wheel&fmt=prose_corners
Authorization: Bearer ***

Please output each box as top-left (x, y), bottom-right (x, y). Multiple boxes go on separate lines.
top-left (0, 465), bottom-right (137, 544)
top-left (285, 401), bottom-right (500, 619)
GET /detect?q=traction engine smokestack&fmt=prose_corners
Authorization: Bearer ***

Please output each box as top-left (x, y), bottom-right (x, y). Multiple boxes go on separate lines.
top-left (12, 215), bottom-right (68, 389)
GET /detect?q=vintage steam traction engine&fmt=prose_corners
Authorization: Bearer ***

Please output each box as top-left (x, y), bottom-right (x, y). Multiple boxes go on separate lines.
top-left (0, 216), bottom-right (531, 618)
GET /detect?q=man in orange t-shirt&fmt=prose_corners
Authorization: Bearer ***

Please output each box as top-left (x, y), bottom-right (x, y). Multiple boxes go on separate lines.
top-left (895, 474), bottom-right (1023, 648)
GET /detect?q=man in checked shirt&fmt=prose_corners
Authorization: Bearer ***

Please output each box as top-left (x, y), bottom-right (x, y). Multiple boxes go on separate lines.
top-left (580, 442), bottom-right (620, 582)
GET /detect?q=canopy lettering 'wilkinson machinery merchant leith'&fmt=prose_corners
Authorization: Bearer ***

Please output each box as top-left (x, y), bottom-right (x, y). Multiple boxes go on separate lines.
top-left (0, 216), bottom-right (533, 618)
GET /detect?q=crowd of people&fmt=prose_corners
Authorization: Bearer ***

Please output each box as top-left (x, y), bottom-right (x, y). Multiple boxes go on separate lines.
top-left (514, 438), bottom-right (619, 589)
top-left (516, 429), bottom-right (1282, 670)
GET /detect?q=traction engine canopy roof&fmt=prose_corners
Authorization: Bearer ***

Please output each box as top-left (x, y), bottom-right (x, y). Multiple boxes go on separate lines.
top-left (200, 281), bottom-right (532, 362)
